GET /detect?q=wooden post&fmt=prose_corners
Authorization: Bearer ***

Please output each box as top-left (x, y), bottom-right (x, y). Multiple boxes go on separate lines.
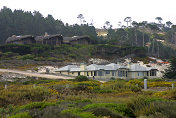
top-left (144, 79), bottom-right (147, 90)
top-left (5, 84), bottom-right (7, 89)
top-left (33, 84), bottom-right (36, 88)
top-left (172, 83), bottom-right (174, 89)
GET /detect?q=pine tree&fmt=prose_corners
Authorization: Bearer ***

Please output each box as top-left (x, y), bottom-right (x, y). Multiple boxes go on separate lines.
top-left (164, 57), bottom-right (176, 79)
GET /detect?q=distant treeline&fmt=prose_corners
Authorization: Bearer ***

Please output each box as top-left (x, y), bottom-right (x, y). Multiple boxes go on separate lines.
top-left (0, 7), bottom-right (98, 44)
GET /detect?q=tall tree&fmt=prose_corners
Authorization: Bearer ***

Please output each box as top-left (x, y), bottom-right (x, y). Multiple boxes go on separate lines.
top-left (124, 17), bottom-right (132, 27)
top-left (77, 14), bottom-right (84, 25)
top-left (155, 17), bottom-right (163, 24)
top-left (103, 21), bottom-right (112, 29)
top-left (164, 57), bottom-right (176, 79)
top-left (166, 21), bottom-right (173, 28)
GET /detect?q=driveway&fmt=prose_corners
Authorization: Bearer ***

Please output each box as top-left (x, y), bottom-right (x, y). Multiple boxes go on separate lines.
top-left (0, 68), bottom-right (74, 80)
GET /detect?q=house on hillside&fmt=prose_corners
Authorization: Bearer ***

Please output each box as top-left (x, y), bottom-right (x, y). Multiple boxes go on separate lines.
top-left (35, 33), bottom-right (63, 46)
top-left (96, 29), bottom-right (108, 37)
top-left (6, 35), bottom-right (35, 44)
top-left (55, 63), bottom-right (158, 80)
top-left (63, 35), bottom-right (90, 45)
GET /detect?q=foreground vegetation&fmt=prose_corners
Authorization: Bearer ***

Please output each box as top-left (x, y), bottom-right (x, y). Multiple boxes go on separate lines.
top-left (0, 77), bottom-right (176, 118)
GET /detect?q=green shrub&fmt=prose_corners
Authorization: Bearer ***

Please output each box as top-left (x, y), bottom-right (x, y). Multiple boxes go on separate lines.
top-left (82, 103), bottom-right (134, 117)
top-left (128, 79), bottom-right (143, 88)
top-left (92, 107), bottom-right (125, 118)
top-left (14, 102), bottom-right (56, 113)
top-left (127, 96), bottom-right (165, 117)
top-left (152, 101), bottom-right (176, 118)
top-left (110, 77), bottom-right (116, 80)
top-left (8, 112), bottom-right (32, 118)
top-left (20, 54), bottom-right (34, 60)
top-left (62, 108), bottom-right (96, 118)
top-left (102, 80), bottom-right (130, 92)
top-left (75, 76), bottom-right (89, 82)
top-left (130, 85), bottom-right (141, 93)
top-left (168, 88), bottom-right (176, 100)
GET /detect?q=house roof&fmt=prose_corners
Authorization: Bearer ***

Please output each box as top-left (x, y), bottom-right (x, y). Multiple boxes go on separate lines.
top-left (128, 64), bottom-right (156, 71)
top-left (56, 63), bottom-right (157, 72)
top-left (35, 34), bottom-right (62, 41)
top-left (6, 35), bottom-right (34, 43)
top-left (56, 63), bottom-right (123, 72)
top-left (63, 35), bottom-right (90, 43)
top-left (57, 65), bottom-right (79, 71)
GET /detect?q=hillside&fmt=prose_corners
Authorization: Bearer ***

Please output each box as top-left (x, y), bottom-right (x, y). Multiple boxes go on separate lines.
top-left (0, 44), bottom-right (146, 68)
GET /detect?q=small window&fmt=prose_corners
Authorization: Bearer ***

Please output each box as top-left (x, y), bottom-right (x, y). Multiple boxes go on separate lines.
top-left (78, 72), bottom-right (80, 76)
top-left (91, 72), bottom-right (93, 76)
top-left (105, 71), bottom-right (110, 74)
top-left (94, 71), bottom-right (97, 76)
top-left (98, 71), bottom-right (103, 76)
top-left (87, 72), bottom-right (89, 76)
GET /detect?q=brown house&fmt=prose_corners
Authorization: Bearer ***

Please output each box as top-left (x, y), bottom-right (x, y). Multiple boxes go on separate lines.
top-left (35, 34), bottom-right (63, 46)
top-left (6, 35), bottom-right (35, 44)
top-left (63, 35), bottom-right (90, 45)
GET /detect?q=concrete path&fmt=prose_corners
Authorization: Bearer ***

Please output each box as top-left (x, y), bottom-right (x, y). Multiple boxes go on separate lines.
top-left (0, 69), bottom-right (74, 80)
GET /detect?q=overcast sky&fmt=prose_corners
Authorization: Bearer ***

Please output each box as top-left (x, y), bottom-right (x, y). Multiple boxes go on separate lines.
top-left (0, 0), bottom-right (176, 28)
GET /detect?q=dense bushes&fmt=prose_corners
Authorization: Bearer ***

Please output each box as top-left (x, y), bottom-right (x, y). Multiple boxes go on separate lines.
top-left (75, 76), bottom-right (89, 82)
top-left (0, 44), bottom-right (148, 62)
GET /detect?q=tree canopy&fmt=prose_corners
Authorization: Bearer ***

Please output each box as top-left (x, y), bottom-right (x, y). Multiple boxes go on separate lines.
top-left (164, 57), bottom-right (176, 79)
top-left (0, 7), bottom-right (97, 44)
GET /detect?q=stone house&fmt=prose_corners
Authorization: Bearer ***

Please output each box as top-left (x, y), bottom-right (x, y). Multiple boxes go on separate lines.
top-left (6, 35), bottom-right (35, 44)
top-left (63, 35), bottom-right (90, 45)
top-left (55, 63), bottom-right (158, 80)
top-left (35, 33), bottom-right (63, 46)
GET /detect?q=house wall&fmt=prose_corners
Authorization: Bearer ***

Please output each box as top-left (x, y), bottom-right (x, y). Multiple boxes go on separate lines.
top-left (70, 39), bottom-right (89, 45)
top-left (127, 71), bottom-right (157, 79)
top-left (9, 38), bottom-right (35, 44)
top-left (39, 37), bottom-right (63, 46)
top-left (58, 70), bottom-right (158, 79)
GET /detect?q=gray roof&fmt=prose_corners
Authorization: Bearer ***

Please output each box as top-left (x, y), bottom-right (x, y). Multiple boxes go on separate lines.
top-left (56, 63), bottom-right (157, 72)
top-left (35, 34), bottom-right (62, 41)
top-left (56, 63), bottom-right (122, 72)
top-left (57, 65), bottom-right (79, 71)
top-left (6, 35), bottom-right (34, 43)
top-left (128, 64), bottom-right (155, 71)
top-left (63, 35), bottom-right (90, 43)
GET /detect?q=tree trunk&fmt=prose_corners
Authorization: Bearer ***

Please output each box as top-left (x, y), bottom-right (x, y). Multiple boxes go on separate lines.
top-left (143, 32), bottom-right (145, 47)
top-left (135, 28), bottom-right (137, 46)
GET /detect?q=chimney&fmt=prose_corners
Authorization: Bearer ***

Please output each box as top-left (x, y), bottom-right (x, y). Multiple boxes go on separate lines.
top-left (80, 63), bottom-right (87, 71)
top-left (44, 32), bottom-right (49, 37)
top-left (127, 62), bottom-right (131, 68)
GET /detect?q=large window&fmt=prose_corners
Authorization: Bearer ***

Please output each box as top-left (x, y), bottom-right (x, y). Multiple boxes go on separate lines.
top-left (150, 70), bottom-right (156, 76)
top-left (112, 71), bottom-right (116, 76)
top-left (98, 71), bottom-right (103, 76)
top-left (118, 71), bottom-right (125, 77)
top-left (138, 72), bottom-right (144, 76)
